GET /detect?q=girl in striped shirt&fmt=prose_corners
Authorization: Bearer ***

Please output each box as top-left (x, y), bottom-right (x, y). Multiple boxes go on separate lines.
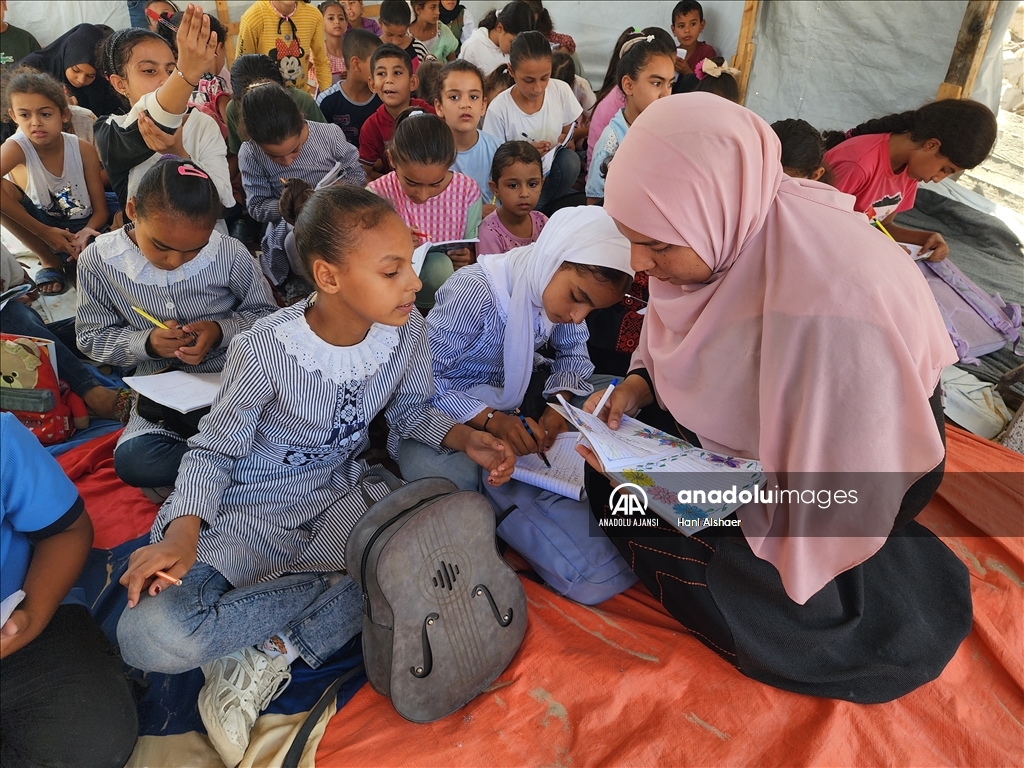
top-left (399, 206), bottom-right (633, 491)
top-left (116, 186), bottom-right (513, 768)
top-left (75, 158), bottom-right (278, 496)
top-left (238, 80), bottom-right (364, 287)
top-left (367, 109), bottom-right (481, 310)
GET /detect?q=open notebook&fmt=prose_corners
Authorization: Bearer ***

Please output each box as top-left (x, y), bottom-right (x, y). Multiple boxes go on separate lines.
top-left (411, 239), bottom-right (480, 276)
top-left (511, 432), bottom-right (585, 500)
top-left (542, 120), bottom-right (577, 177)
top-left (122, 371), bottom-right (222, 414)
top-left (555, 398), bottom-right (764, 534)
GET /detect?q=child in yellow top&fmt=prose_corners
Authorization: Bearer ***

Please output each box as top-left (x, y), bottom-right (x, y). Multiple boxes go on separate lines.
top-left (236, 0), bottom-right (331, 94)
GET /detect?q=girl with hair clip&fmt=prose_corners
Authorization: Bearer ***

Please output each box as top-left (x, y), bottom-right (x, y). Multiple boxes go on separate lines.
top-left (458, 1), bottom-right (534, 77)
top-left (367, 108), bottom-right (482, 310)
top-left (771, 118), bottom-right (832, 184)
top-left (482, 30), bottom-right (584, 214)
top-left (823, 99), bottom-right (996, 261)
top-left (587, 26), bottom-right (669, 170)
top-left (694, 56), bottom-right (740, 102)
top-left (115, 185), bottom-right (513, 768)
top-left (75, 157), bottom-right (277, 497)
top-left (237, 80), bottom-right (363, 288)
top-left (94, 7), bottom-right (235, 219)
top-left (586, 33), bottom-right (675, 204)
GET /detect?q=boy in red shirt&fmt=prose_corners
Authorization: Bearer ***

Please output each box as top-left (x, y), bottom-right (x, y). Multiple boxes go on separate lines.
top-left (670, 0), bottom-right (717, 94)
top-left (358, 44), bottom-right (436, 179)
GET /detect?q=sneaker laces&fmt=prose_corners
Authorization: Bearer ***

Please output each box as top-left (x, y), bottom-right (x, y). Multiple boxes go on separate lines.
top-left (210, 648), bottom-right (293, 726)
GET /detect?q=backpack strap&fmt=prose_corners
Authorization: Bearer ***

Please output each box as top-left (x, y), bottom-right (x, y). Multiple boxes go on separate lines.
top-left (282, 662), bottom-right (366, 768)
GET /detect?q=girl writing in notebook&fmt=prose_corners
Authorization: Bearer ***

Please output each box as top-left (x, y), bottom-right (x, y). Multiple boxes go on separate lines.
top-left (116, 186), bottom-right (513, 768)
top-left (238, 80), bottom-right (364, 288)
top-left (398, 206), bottom-right (633, 491)
top-left (75, 157), bottom-right (277, 497)
top-left (823, 99), bottom-right (996, 262)
top-left (367, 109), bottom-right (481, 310)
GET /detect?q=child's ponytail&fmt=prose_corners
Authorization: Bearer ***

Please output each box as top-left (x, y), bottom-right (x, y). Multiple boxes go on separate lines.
top-left (509, 30), bottom-right (551, 70)
top-left (389, 109), bottom-right (456, 168)
top-left (823, 99), bottom-right (997, 169)
top-left (294, 185), bottom-right (398, 269)
top-left (133, 156), bottom-right (221, 226)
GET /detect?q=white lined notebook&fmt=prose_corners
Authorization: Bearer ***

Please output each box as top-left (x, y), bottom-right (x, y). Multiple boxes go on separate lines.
top-left (511, 432), bottom-right (586, 500)
top-left (123, 371), bottom-right (222, 414)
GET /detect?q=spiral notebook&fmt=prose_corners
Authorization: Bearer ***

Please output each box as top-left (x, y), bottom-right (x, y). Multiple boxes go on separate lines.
top-left (511, 432), bottom-right (585, 500)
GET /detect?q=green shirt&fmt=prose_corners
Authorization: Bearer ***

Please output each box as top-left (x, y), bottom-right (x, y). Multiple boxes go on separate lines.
top-left (1, 23), bottom-right (41, 66)
top-left (225, 86), bottom-right (326, 155)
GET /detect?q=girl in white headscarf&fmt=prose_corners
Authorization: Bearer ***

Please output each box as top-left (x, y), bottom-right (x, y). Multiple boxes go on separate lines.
top-left (397, 206), bottom-right (633, 491)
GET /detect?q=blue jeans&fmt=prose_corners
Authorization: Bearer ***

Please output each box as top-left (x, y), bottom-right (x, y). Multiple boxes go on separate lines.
top-left (0, 300), bottom-right (102, 400)
top-left (396, 375), bottom-right (617, 491)
top-left (114, 432), bottom-right (189, 488)
top-left (126, 0), bottom-right (149, 28)
top-left (117, 562), bottom-right (364, 673)
top-left (537, 147), bottom-right (581, 214)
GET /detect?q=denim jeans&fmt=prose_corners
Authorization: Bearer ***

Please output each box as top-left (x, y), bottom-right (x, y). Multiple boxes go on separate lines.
top-left (0, 300), bottom-right (102, 400)
top-left (114, 432), bottom-right (189, 488)
top-left (396, 374), bottom-right (617, 491)
top-left (537, 147), bottom-right (581, 214)
top-left (117, 562), bottom-right (364, 674)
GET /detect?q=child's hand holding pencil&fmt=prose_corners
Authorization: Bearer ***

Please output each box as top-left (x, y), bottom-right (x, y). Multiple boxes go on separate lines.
top-left (120, 518), bottom-right (201, 608)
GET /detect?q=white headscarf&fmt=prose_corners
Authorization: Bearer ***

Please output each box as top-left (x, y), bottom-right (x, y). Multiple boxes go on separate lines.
top-left (471, 207), bottom-right (633, 410)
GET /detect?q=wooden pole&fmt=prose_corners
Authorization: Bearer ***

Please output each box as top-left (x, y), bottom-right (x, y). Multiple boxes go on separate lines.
top-left (214, 0), bottom-right (240, 66)
top-left (936, 0), bottom-right (999, 100)
top-left (731, 0), bottom-right (760, 105)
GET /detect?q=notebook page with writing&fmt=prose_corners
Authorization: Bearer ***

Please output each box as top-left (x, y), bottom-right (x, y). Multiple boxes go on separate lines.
top-left (123, 371), bottom-right (222, 413)
top-left (556, 398), bottom-right (680, 470)
top-left (512, 433), bottom-right (585, 500)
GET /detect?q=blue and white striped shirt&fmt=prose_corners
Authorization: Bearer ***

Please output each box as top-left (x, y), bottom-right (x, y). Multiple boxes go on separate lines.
top-left (75, 227), bottom-right (278, 441)
top-left (152, 299), bottom-right (458, 587)
top-left (238, 121), bottom-right (365, 284)
top-left (425, 264), bottom-right (594, 423)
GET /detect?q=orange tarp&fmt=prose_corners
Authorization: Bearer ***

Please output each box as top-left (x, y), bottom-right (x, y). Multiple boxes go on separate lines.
top-left (316, 426), bottom-right (1023, 766)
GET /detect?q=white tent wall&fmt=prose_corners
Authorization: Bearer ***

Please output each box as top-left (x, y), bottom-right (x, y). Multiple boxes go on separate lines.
top-left (4, 0), bottom-right (1016, 132)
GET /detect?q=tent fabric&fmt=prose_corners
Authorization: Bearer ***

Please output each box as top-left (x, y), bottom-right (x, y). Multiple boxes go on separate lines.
top-left (56, 423), bottom-right (1022, 766)
top-left (4, 2), bottom-right (1015, 131)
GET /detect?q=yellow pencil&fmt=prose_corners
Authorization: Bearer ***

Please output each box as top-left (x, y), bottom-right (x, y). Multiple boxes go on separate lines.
top-left (871, 219), bottom-right (896, 241)
top-left (131, 306), bottom-right (170, 330)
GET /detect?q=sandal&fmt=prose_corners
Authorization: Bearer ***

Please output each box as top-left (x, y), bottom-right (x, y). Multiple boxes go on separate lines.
top-left (113, 387), bottom-right (134, 425)
top-left (34, 266), bottom-right (69, 296)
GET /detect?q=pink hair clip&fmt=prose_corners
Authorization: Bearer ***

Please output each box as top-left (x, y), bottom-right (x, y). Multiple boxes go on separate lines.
top-left (177, 165), bottom-right (209, 180)
top-left (694, 59), bottom-right (707, 80)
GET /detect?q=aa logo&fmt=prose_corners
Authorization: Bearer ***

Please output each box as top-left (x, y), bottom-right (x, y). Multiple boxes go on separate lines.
top-left (609, 483), bottom-right (648, 516)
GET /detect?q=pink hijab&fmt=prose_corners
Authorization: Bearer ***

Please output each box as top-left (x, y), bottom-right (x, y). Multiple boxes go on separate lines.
top-left (604, 94), bottom-right (957, 604)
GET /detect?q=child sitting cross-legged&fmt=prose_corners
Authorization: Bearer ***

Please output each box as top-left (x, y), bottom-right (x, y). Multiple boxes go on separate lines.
top-left (75, 157), bottom-right (278, 498)
top-left (116, 185), bottom-right (513, 768)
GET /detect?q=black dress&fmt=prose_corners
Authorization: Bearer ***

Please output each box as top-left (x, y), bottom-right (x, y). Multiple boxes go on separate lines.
top-left (584, 383), bottom-right (972, 703)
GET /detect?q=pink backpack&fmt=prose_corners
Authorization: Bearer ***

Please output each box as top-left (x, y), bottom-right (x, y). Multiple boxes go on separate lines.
top-left (918, 259), bottom-right (1022, 364)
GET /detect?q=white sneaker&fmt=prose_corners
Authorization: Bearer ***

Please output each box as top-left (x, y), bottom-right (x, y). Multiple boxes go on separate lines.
top-left (198, 647), bottom-right (293, 767)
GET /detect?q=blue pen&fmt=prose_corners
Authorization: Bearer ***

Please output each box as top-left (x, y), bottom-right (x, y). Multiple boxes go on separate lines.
top-left (514, 407), bottom-right (551, 468)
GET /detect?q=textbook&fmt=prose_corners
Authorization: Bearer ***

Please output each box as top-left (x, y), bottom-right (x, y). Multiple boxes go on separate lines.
top-left (411, 239), bottom-right (480, 276)
top-left (511, 432), bottom-right (586, 500)
top-left (123, 371), bottom-right (222, 414)
top-left (555, 398), bottom-right (764, 534)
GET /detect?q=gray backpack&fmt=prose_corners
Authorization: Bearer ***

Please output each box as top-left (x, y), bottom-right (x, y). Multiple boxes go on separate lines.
top-left (345, 474), bottom-right (527, 723)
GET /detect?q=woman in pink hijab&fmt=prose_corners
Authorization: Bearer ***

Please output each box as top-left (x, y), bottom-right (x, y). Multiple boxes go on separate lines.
top-left (581, 93), bottom-right (970, 703)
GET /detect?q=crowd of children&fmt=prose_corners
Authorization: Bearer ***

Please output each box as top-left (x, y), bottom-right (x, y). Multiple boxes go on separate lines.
top-left (0, 0), bottom-right (1001, 765)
